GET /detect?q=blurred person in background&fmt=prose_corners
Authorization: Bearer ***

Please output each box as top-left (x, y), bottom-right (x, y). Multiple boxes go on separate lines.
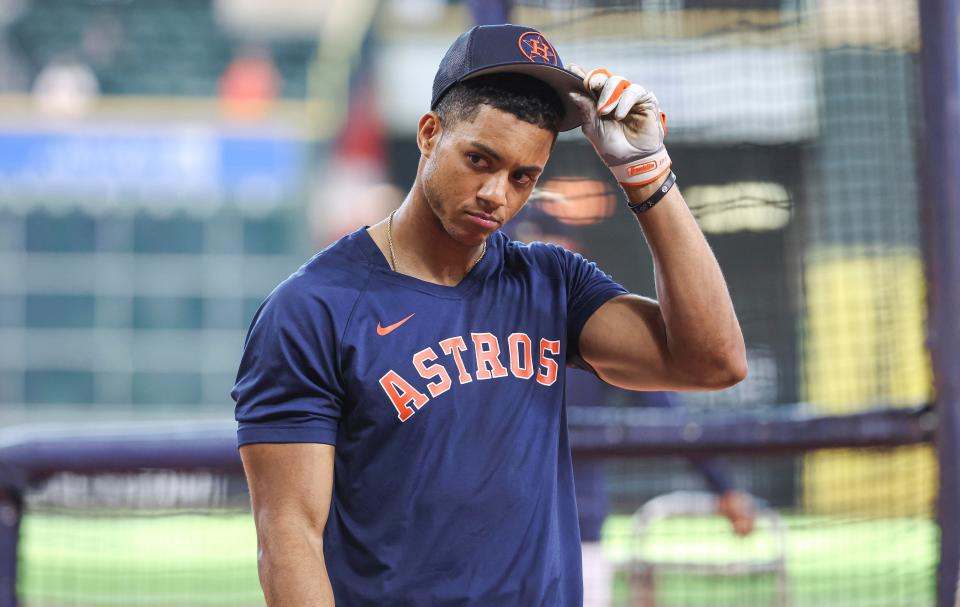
top-left (0, 0), bottom-right (28, 92)
top-left (234, 24), bottom-right (746, 606)
top-left (32, 55), bottom-right (99, 117)
top-left (0, 36), bottom-right (28, 92)
top-left (218, 44), bottom-right (280, 120)
top-left (310, 77), bottom-right (404, 245)
top-left (507, 202), bottom-right (757, 607)
top-left (81, 8), bottom-right (125, 70)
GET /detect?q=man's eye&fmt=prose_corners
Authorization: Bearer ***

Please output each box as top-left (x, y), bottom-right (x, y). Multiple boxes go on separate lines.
top-left (513, 172), bottom-right (532, 186)
top-left (467, 153), bottom-right (485, 167)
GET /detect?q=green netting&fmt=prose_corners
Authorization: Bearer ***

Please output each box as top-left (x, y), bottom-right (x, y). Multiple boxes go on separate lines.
top-left (19, 472), bottom-right (263, 607)
top-left (514, 1), bottom-right (935, 605)
top-left (17, 448), bottom-right (937, 607)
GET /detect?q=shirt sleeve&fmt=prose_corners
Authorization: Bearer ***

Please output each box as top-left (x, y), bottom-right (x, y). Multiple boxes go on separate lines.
top-left (629, 390), bottom-right (737, 494)
top-left (231, 280), bottom-right (346, 447)
top-left (688, 456), bottom-right (736, 495)
top-left (558, 246), bottom-right (629, 362)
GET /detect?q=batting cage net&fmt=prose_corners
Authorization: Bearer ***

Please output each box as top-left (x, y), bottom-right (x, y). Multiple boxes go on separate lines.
top-left (19, 471), bottom-right (260, 607)
top-left (6, 415), bottom-right (935, 607)
top-left (510, 0), bottom-right (936, 605)
top-left (0, 0), bottom-right (941, 606)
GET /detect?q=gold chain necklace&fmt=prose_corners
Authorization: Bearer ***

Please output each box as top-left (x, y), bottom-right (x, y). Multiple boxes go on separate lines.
top-left (387, 210), bottom-right (486, 275)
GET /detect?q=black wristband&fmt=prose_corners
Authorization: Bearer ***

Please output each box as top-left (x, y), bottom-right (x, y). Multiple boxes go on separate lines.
top-left (627, 171), bottom-right (677, 215)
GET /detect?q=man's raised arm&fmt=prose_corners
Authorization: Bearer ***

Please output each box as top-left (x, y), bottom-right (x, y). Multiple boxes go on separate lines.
top-left (568, 65), bottom-right (747, 392)
top-left (240, 443), bottom-right (336, 607)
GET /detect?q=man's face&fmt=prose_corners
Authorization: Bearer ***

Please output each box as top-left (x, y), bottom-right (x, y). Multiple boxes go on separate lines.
top-left (418, 104), bottom-right (555, 247)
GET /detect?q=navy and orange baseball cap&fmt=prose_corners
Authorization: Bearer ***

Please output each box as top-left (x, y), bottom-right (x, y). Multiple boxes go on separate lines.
top-left (431, 24), bottom-right (585, 132)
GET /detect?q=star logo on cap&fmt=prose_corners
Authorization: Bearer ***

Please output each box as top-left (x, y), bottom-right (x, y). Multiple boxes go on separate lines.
top-left (518, 32), bottom-right (558, 65)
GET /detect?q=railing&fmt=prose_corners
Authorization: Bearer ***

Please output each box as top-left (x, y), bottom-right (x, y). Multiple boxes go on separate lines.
top-left (0, 405), bottom-right (936, 607)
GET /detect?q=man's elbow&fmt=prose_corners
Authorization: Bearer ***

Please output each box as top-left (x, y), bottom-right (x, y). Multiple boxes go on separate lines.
top-left (721, 355), bottom-right (749, 387)
top-left (254, 509), bottom-right (327, 564)
top-left (697, 351), bottom-right (748, 390)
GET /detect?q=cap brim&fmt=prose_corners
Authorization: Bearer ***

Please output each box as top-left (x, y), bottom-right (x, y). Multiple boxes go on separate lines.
top-left (462, 63), bottom-right (586, 132)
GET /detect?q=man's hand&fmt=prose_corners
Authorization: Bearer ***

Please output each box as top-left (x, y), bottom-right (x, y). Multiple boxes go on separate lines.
top-left (571, 66), bottom-right (747, 393)
top-left (567, 64), bottom-right (671, 187)
top-left (717, 490), bottom-right (757, 537)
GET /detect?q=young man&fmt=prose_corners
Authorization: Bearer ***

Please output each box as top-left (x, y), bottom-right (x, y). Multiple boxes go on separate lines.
top-left (233, 24), bottom-right (746, 606)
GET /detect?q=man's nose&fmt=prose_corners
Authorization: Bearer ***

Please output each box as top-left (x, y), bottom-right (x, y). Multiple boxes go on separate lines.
top-left (477, 173), bottom-right (508, 209)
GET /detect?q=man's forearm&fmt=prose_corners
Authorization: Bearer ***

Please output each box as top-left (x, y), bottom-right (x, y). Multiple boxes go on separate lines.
top-left (257, 522), bottom-right (334, 606)
top-left (626, 175), bottom-right (747, 387)
top-left (687, 455), bottom-right (734, 495)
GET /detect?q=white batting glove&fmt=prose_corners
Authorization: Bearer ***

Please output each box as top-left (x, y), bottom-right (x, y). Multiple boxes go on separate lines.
top-left (568, 64), bottom-right (671, 187)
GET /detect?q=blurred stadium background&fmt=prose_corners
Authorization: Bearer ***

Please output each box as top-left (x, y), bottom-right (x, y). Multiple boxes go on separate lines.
top-left (0, 0), bottom-right (957, 606)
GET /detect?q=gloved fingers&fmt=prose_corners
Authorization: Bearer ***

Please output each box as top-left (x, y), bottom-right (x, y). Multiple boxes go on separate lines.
top-left (597, 75), bottom-right (631, 115)
top-left (617, 86), bottom-right (660, 120)
top-left (567, 63), bottom-right (587, 80)
top-left (584, 67), bottom-right (612, 97)
top-left (612, 84), bottom-right (645, 121)
top-left (619, 96), bottom-right (667, 146)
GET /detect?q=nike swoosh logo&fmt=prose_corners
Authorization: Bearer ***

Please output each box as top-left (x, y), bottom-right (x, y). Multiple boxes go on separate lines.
top-left (376, 313), bottom-right (415, 336)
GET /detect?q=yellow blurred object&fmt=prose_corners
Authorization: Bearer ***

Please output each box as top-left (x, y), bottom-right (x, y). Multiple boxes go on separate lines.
top-left (802, 249), bottom-right (934, 516)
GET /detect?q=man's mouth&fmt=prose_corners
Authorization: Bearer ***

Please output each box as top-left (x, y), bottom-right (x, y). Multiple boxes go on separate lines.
top-left (465, 211), bottom-right (501, 227)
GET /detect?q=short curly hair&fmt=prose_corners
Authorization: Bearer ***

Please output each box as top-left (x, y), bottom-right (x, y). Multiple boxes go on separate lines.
top-left (434, 73), bottom-right (564, 135)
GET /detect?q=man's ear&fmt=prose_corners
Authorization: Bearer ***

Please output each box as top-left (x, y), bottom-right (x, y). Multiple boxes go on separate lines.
top-left (417, 111), bottom-right (443, 158)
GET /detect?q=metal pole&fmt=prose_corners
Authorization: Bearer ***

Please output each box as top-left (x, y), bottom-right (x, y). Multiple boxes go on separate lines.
top-left (0, 491), bottom-right (20, 607)
top-left (917, 1), bottom-right (960, 606)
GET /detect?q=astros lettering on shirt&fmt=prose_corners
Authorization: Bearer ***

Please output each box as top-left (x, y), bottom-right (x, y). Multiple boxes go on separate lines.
top-left (232, 226), bottom-right (627, 606)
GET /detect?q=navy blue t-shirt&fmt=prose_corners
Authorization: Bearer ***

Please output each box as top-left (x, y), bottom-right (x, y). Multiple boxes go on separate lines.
top-left (232, 226), bottom-right (627, 606)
